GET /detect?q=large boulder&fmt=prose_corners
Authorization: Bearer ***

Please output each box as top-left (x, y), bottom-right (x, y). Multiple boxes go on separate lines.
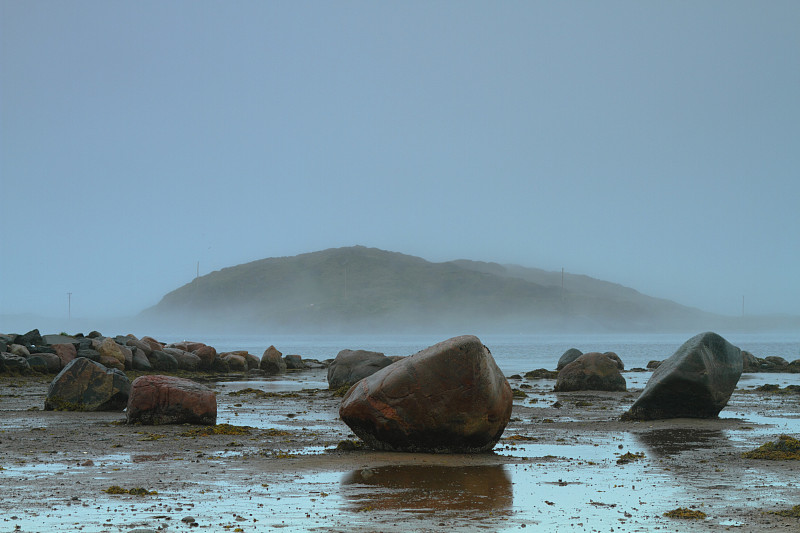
top-left (339, 335), bottom-right (513, 453)
top-left (222, 353), bottom-right (248, 371)
top-left (260, 345), bottom-right (287, 375)
top-left (327, 349), bottom-right (393, 390)
top-left (603, 351), bottom-right (624, 370)
top-left (45, 357), bottom-right (131, 411)
top-left (284, 354), bottom-right (306, 370)
top-left (557, 348), bottom-right (583, 370)
top-left (622, 332), bottom-right (742, 420)
top-left (127, 375), bottom-right (216, 425)
top-left (554, 352), bottom-right (627, 392)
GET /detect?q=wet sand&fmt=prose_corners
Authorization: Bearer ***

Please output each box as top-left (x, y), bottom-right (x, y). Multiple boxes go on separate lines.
top-left (1, 369), bottom-right (798, 532)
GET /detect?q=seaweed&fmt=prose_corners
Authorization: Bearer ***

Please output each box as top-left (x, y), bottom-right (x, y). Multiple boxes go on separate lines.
top-left (663, 508), bottom-right (706, 519)
top-left (770, 505), bottom-right (800, 518)
top-left (181, 423), bottom-right (253, 437)
top-left (742, 435), bottom-right (800, 460)
top-left (104, 486), bottom-right (157, 496)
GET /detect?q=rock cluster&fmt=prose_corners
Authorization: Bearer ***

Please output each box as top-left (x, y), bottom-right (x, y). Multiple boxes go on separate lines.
top-left (0, 328), bottom-right (329, 376)
top-left (327, 349), bottom-right (393, 390)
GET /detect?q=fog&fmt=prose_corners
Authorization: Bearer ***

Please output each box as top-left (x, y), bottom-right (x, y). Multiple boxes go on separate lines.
top-left (2, 2), bottom-right (799, 337)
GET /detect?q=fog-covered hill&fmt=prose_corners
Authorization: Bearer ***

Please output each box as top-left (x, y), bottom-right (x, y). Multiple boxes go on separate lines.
top-left (140, 246), bottom-right (718, 333)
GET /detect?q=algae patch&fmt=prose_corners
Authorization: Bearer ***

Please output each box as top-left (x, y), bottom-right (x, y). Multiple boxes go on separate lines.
top-left (181, 423), bottom-right (253, 437)
top-left (742, 435), bottom-right (800, 460)
top-left (663, 508), bottom-right (707, 519)
top-left (104, 485), bottom-right (157, 496)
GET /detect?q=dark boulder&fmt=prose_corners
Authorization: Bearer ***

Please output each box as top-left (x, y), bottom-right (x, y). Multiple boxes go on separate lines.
top-left (147, 350), bottom-right (179, 371)
top-left (622, 332), bottom-right (742, 420)
top-left (127, 375), bottom-right (216, 425)
top-left (45, 357), bottom-right (131, 411)
top-left (742, 351), bottom-right (759, 372)
top-left (284, 354), bottom-right (306, 370)
top-left (1, 353), bottom-right (31, 373)
top-left (763, 356), bottom-right (789, 370)
top-left (557, 348), bottom-right (583, 370)
top-left (327, 349), bottom-right (393, 390)
top-left (28, 352), bottom-right (61, 373)
top-left (76, 348), bottom-right (101, 362)
top-left (647, 360), bottom-right (662, 370)
top-left (339, 335), bottom-right (513, 453)
top-left (14, 329), bottom-right (43, 348)
top-left (132, 348), bottom-right (152, 371)
top-left (554, 352), bottom-right (626, 392)
top-left (260, 345), bottom-right (287, 375)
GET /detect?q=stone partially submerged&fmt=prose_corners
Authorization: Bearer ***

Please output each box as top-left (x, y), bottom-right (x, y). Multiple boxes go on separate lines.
top-left (339, 335), bottom-right (513, 453)
top-left (127, 375), bottom-right (216, 425)
top-left (45, 357), bottom-right (131, 411)
top-left (622, 332), bottom-right (742, 420)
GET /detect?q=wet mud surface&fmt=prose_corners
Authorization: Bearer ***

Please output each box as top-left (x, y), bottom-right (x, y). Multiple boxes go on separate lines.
top-left (1, 369), bottom-right (798, 532)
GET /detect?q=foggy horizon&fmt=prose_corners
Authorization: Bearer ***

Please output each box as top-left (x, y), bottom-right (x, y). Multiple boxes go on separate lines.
top-left (2, 3), bottom-right (799, 331)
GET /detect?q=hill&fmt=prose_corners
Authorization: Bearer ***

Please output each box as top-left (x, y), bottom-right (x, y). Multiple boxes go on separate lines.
top-left (140, 246), bottom-right (717, 333)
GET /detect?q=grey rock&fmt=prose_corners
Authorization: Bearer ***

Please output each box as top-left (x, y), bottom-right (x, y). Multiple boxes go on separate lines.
top-left (327, 349), bottom-right (393, 390)
top-left (557, 348), bottom-right (583, 370)
top-left (45, 357), bottom-right (131, 411)
top-left (622, 332), bottom-right (742, 420)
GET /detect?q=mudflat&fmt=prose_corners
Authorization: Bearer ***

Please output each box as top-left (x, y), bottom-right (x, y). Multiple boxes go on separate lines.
top-left (1, 369), bottom-right (798, 532)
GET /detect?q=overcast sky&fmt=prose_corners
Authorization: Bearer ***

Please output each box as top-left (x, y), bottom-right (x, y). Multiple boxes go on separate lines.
top-left (2, 1), bottom-right (799, 326)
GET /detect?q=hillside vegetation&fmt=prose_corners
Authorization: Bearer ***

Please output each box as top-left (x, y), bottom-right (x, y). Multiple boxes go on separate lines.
top-left (141, 246), bottom-right (715, 332)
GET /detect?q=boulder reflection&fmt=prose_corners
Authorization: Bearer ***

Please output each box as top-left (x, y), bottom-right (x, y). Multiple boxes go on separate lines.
top-left (633, 428), bottom-right (727, 457)
top-left (340, 464), bottom-right (512, 512)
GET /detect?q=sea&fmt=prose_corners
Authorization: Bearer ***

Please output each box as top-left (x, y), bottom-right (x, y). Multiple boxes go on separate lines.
top-left (150, 331), bottom-right (800, 377)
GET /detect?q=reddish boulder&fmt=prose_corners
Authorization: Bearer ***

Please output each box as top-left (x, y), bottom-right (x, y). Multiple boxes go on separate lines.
top-left (140, 336), bottom-right (164, 352)
top-left (127, 375), bottom-right (216, 425)
top-left (192, 345), bottom-right (217, 370)
top-left (554, 352), bottom-right (627, 392)
top-left (51, 343), bottom-right (77, 368)
top-left (339, 335), bottom-right (512, 453)
top-left (260, 345), bottom-right (286, 375)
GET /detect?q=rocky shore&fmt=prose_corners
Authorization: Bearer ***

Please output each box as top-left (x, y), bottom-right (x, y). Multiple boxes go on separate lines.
top-left (1, 329), bottom-right (799, 532)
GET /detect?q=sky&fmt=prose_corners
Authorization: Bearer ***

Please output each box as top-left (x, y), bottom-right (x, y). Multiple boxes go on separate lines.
top-left (2, 1), bottom-right (799, 327)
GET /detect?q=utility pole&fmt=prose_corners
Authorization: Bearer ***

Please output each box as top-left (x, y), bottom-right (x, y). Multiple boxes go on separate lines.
top-left (67, 292), bottom-right (72, 321)
top-left (196, 261), bottom-right (200, 279)
top-left (742, 295), bottom-right (745, 317)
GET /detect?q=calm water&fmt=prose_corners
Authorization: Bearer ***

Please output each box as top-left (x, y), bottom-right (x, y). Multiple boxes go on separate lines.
top-left (151, 331), bottom-right (800, 376)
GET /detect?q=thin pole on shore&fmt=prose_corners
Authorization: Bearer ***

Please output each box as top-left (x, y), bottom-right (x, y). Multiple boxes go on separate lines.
top-left (67, 292), bottom-right (72, 321)
top-left (742, 295), bottom-right (745, 317)
top-left (196, 261), bottom-right (200, 279)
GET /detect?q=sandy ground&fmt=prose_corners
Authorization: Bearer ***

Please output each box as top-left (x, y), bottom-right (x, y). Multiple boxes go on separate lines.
top-left (1, 369), bottom-right (798, 533)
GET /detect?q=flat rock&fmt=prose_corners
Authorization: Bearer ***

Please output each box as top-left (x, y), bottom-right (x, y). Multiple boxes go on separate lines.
top-left (127, 375), bottom-right (216, 425)
top-left (339, 335), bottom-right (513, 453)
top-left (622, 332), bottom-right (742, 420)
top-left (45, 357), bottom-right (130, 411)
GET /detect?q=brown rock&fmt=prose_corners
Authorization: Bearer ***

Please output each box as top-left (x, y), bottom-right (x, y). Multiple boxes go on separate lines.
top-left (222, 353), bottom-right (247, 371)
top-left (554, 352), bottom-right (626, 392)
top-left (98, 338), bottom-right (125, 365)
top-left (192, 345), bottom-right (217, 370)
top-left (51, 343), bottom-right (77, 368)
top-left (339, 335), bottom-right (512, 453)
top-left (126, 375), bottom-right (216, 425)
top-left (260, 345), bottom-right (286, 375)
